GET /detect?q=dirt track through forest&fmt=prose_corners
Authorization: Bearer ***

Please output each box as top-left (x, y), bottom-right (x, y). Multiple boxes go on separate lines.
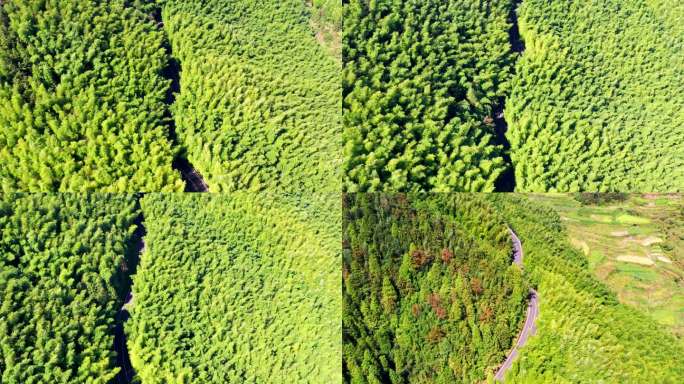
top-left (153, 9), bottom-right (210, 193)
top-left (113, 218), bottom-right (144, 384)
top-left (494, 0), bottom-right (525, 192)
top-left (494, 227), bottom-right (539, 382)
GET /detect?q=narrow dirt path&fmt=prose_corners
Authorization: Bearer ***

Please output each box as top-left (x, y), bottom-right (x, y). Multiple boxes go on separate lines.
top-left (173, 157), bottom-right (209, 192)
top-left (494, 227), bottom-right (539, 382)
top-left (113, 216), bottom-right (145, 384)
top-left (152, 9), bottom-right (210, 192)
top-left (494, 0), bottom-right (525, 192)
top-left (113, 291), bottom-right (135, 384)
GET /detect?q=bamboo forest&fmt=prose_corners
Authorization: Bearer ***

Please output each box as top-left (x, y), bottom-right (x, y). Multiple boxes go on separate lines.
top-left (1, 193), bottom-right (340, 383)
top-left (2, 0), bottom-right (683, 383)
top-left (0, 0), bottom-right (341, 193)
top-left (343, 0), bottom-right (684, 192)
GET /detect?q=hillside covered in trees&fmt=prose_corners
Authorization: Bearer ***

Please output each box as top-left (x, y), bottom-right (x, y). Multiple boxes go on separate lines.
top-left (0, 0), bottom-right (340, 193)
top-left (0, 1), bottom-right (182, 192)
top-left (343, 0), bottom-right (684, 192)
top-left (506, 0), bottom-right (684, 191)
top-left (344, 193), bottom-right (684, 383)
top-left (161, 0), bottom-right (341, 193)
top-left (0, 194), bottom-right (140, 383)
top-left (343, 0), bottom-right (516, 192)
top-left (1, 193), bottom-right (341, 383)
top-left (488, 194), bottom-right (684, 382)
top-left (343, 194), bottom-right (529, 383)
top-left (127, 193), bottom-right (341, 383)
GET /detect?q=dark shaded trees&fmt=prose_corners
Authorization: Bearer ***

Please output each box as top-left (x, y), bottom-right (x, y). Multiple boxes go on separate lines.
top-left (342, 193), bottom-right (528, 383)
top-left (0, 194), bottom-right (139, 382)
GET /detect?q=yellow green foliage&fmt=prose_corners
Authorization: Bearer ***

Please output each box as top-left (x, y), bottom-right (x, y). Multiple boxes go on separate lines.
top-left (0, 194), bottom-right (139, 382)
top-left (343, 0), bottom-right (516, 192)
top-left (0, 1), bottom-right (182, 192)
top-left (507, 0), bottom-right (684, 191)
top-left (128, 193), bottom-right (341, 383)
top-left (161, 0), bottom-right (341, 193)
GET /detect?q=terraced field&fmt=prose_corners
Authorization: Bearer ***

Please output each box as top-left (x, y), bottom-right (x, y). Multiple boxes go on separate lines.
top-left (530, 194), bottom-right (684, 337)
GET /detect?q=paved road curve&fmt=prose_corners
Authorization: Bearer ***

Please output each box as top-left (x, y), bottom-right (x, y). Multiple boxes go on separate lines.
top-left (494, 228), bottom-right (539, 382)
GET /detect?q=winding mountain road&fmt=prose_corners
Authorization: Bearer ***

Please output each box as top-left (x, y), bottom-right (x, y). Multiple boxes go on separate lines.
top-left (494, 228), bottom-right (539, 382)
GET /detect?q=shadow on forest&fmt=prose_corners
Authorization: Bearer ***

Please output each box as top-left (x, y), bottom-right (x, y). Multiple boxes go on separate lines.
top-left (112, 197), bottom-right (145, 384)
top-left (494, 0), bottom-right (525, 192)
top-left (154, 8), bottom-right (210, 192)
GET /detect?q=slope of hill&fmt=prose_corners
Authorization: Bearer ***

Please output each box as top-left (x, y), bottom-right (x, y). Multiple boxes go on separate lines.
top-left (506, 0), bottom-right (684, 191)
top-left (127, 193), bottom-right (341, 383)
top-left (489, 194), bottom-right (684, 382)
top-left (343, 194), bottom-right (528, 383)
top-left (529, 193), bottom-right (684, 338)
top-left (0, 194), bottom-right (140, 382)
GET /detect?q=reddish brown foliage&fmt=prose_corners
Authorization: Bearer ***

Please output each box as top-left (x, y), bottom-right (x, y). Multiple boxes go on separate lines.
top-left (470, 277), bottom-right (483, 295)
top-left (411, 303), bottom-right (421, 317)
top-left (342, 266), bottom-right (349, 280)
top-left (479, 306), bottom-right (494, 322)
top-left (427, 326), bottom-right (445, 343)
top-left (352, 247), bottom-right (366, 258)
top-left (427, 292), bottom-right (447, 319)
top-left (411, 249), bottom-right (432, 268)
top-left (441, 248), bottom-right (453, 263)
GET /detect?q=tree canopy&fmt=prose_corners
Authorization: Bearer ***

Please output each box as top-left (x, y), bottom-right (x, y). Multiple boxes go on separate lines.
top-left (0, 0), bottom-right (183, 192)
top-left (343, 194), bottom-right (528, 383)
top-left (160, 0), bottom-right (341, 193)
top-left (506, 0), bottom-right (684, 191)
top-left (127, 193), bottom-right (341, 383)
top-left (0, 194), bottom-right (139, 383)
top-left (488, 194), bottom-right (684, 382)
top-left (343, 0), bottom-right (516, 192)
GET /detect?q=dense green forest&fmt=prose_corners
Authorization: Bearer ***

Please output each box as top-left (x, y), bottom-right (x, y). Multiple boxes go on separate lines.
top-left (343, 193), bottom-right (684, 383)
top-left (343, 0), bottom-right (516, 192)
top-left (343, 194), bottom-right (528, 383)
top-left (507, 0), bottom-right (684, 191)
top-left (127, 193), bottom-right (341, 383)
top-left (488, 195), bottom-right (684, 382)
top-left (160, 0), bottom-right (341, 193)
top-left (0, 1), bottom-right (182, 192)
top-left (0, 0), bottom-right (340, 193)
top-left (0, 194), bottom-right (139, 383)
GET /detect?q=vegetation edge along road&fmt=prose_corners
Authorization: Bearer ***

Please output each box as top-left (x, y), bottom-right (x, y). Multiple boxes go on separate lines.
top-left (113, 211), bottom-right (145, 384)
top-left (147, 4), bottom-right (209, 193)
top-left (494, 0), bottom-right (526, 192)
top-left (494, 227), bottom-right (539, 382)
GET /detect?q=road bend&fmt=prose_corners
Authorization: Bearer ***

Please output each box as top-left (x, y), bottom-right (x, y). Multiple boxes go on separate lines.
top-left (493, 227), bottom-right (539, 382)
